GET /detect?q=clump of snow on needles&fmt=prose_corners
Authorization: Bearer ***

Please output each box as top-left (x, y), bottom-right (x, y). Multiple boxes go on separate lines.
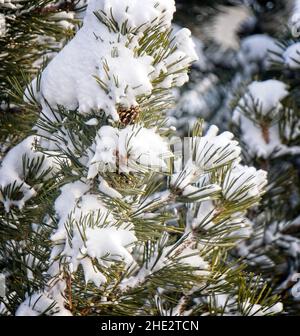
top-left (232, 80), bottom-right (299, 158)
top-left (50, 181), bottom-right (137, 287)
top-left (235, 80), bottom-right (289, 116)
top-left (87, 125), bottom-right (173, 177)
top-left (28, 0), bottom-right (197, 121)
top-left (238, 34), bottom-right (282, 68)
top-left (283, 42), bottom-right (300, 69)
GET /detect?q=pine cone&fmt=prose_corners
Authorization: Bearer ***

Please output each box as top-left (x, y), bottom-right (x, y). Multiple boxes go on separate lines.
top-left (117, 105), bottom-right (140, 125)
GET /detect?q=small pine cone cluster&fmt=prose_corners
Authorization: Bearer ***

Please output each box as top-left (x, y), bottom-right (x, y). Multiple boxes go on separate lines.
top-left (117, 105), bottom-right (140, 125)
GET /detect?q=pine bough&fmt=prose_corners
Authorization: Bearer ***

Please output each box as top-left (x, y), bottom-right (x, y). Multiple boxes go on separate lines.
top-left (0, 0), bottom-right (283, 316)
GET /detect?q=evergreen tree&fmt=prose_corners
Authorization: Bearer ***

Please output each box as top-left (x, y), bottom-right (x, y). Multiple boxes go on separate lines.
top-left (231, 2), bottom-right (300, 314)
top-left (0, 0), bottom-right (87, 154)
top-left (171, 0), bottom-right (300, 314)
top-left (0, 0), bottom-right (282, 316)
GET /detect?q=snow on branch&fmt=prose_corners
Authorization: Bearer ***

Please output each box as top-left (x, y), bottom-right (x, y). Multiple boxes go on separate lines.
top-left (28, 0), bottom-right (197, 120)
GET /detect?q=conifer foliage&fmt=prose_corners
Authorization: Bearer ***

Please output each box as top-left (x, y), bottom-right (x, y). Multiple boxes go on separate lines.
top-left (0, 0), bottom-right (87, 153)
top-left (172, 0), bottom-right (300, 314)
top-left (0, 0), bottom-right (283, 316)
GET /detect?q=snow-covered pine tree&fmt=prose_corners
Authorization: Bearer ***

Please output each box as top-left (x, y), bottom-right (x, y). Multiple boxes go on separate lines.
top-left (171, 0), bottom-right (300, 314)
top-left (230, 1), bottom-right (300, 315)
top-left (0, 0), bottom-right (282, 316)
top-left (0, 0), bottom-right (88, 154)
top-left (170, 0), bottom-right (295, 132)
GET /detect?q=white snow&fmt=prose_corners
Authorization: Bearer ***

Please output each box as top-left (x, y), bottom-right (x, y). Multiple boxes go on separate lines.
top-left (0, 136), bottom-right (59, 211)
top-left (85, 117), bottom-right (99, 126)
top-left (232, 80), bottom-right (300, 158)
top-left (234, 115), bottom-right (279, 158)
top-left (85, 227), bottom-right (136, 264)
top-left (235, 80), bottom-right (289, 116)
top-left (223, 164), bottom-right (267, 203)
top-left (182, 184), bottom-right (221, 201)
top-left (171, 125), bottom-right (241, 191)
top-left (172, 75), bottom-right (218, 120)
top-left (117, 125), bottom-right (172, 173)
top-left (50, 181), bottom-right (137, 287)
top-left (27, 0), bottom-right (196, 121)
top-left (238, 34), bottom-right (282, 67)
top-left (171, 23), bottom-right (208, 71)
top-left (290, 0), bottom-right (300, 37)
top-left (192, 199), bottom-right (216, 226)
top-left (98, 176), bottom-right (122, 198)
top-left (53, 180), bottom-right (90, 231)
top-left (210, 5), bottom-right (251, 50)
top-left (1, 0), bottom-right (197, 211)
top-left (169, 125), bottom-right (268, 235)
top-left (85, 0), bottom-right (176, 32)
top-left (87, 126), bottom-right (118, 176)
top-left (87, 125), bottom-right (172, 177)
top-left (120, 234), bottom-right (209, 290)
top-left (193, 126), bottom-right (241, 171)
top-left (0, 13), bottom-right (5, 37)
top-left (242, 300), bottom-right (283, 316)
top-left (283, 42), bottom-right (300, 69)
top-left (15, 292), bottom-right (68, 316)
top-left (172, 245), bottom-right (210, 276)
top-left (0, 1), bottom-right (20, 10)
top-left (15, 290), bottom-right (72, 316)
top-left (6, 0), bottom-right (280, 317)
